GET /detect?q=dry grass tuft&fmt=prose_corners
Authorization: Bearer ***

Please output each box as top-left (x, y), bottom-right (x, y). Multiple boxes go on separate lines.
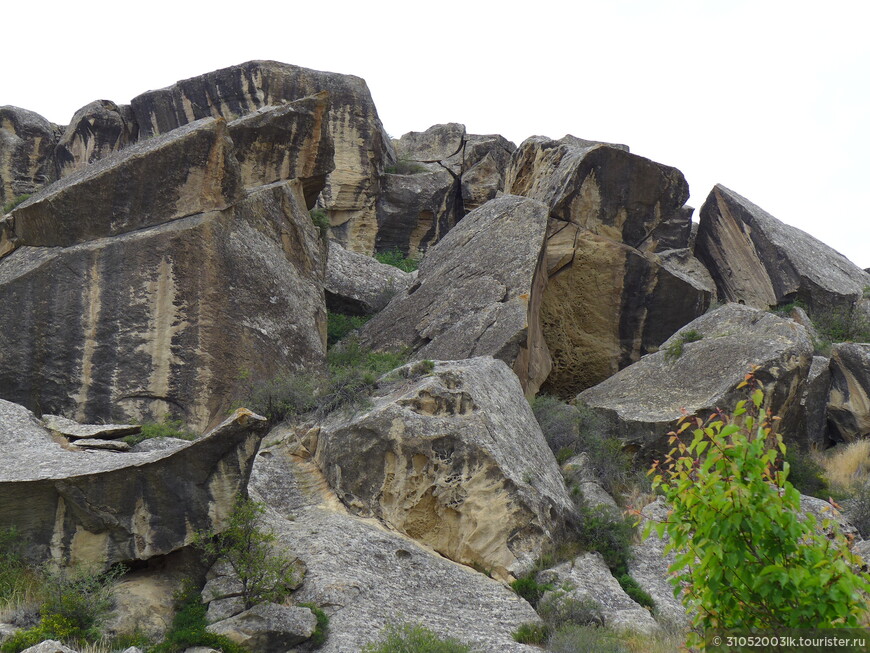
top-left (820, 439), bottom-right (870, 491)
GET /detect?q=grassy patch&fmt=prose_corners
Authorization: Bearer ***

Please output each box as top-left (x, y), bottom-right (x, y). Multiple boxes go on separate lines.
top-left (309, 208), bottom-right (330, 237)
top-left (510, 575), bottom-right (554, 608)
top-left (361, 622), bottom-right (474, 653)
top-left (511, 621), bottom-right (548, 644)
top-left (299, 602), bottom-right (329, 647)
top-left (663, 329), bottom-right (703, 361)
top-left (374, 248), bottom-right (419, 273)
top-left (327, 311), bottom-right (371, 346)
top-left (2, 194), bottom-right (30, 214)
top-left (151, 584), bottom-right (246, 653)
top-left (122, 418), bottom-right (198, 446)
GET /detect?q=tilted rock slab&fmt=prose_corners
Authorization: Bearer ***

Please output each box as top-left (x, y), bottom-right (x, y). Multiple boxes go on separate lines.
top-left (206, 604), bottom-right (317, 651)
top-left (827, 343), bottom-right (870, 443)
top-left (0, 181), bottom-right (327, 431)
top-left (325, 240), bottom-right (413, 315)
top-left (249, 439), bottom-right (540, 652)
top-left (541, 224), bottom-right (713, 396)
top-left (0, 400), bottom-right (267, 568)
top-left (54, 100), bottom-right (139, 178)
top-left (359, 195), bottom-right (552, 395)
top-left (576, 304), bottom-right (814, 453)
top-left (0, 106), bottom-right (61, 207)
top-left (803, 355), bottom-right (832, 448)
top-left (129, 60), bottom-right (393, 254)
top-left (506, 135), bottom-right (692, 252)
top-left (696, 184), bottom-right (870, 312)
top-left (315, 358), bottom-right (576, 579)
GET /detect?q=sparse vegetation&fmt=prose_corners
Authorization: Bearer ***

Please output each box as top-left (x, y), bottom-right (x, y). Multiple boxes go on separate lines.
top-left (327, 311), bottom-right (370, 346)
top-left (122, 418), bottom-right (198, 446)
top-left (150, 583), bottom-right (246, 653)
top-left (374, 247), bottom-right (419, 273)
top-left (783, 446), bottom-right (830, 499)
top-left (384, 158), bottom-right (429, 175)
top-left (2, 194), bottom-right (30, 214)
top-left (663, 328), bottom-right (703, 361)
top-left (511, 621), bottom-right (549, 644)
top-left (309, 208), bottom-right (330, 237)
top-left (510, 575), bottom-right (554, 608)
top-left (773, 298), bottom-right (870, 353)
top-left (299, 601), bottom-right (330, 647)
top-left (361, 622), bottom-right (475, 653)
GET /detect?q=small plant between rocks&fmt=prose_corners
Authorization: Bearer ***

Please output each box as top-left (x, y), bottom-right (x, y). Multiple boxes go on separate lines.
top-left (374, 247), bottom-right (419, 273)
top-left (361, 622), bottom-right (475, 653)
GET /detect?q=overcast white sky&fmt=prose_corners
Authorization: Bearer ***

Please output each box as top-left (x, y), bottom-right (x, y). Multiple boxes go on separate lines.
top-left (4, 1), bottom-right (868, 266)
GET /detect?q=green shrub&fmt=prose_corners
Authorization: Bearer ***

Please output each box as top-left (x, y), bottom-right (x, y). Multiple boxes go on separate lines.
top-left (575, 505), bottom-right (635, 575)
top-left (151, 584), bottom-right (246, 653)
top-left (2, 194), bottom-right (30, 214)
top-left (122, 418), bottom-right (198, 446)
top-left (361, 622), bottom-right (474, 653)
top-left (648, 383), bottom-right (870, 646)
top-left (531, 394), bottom-right (580, 454)
top-left (509, 575), bottom-right (554, 608)
top-left (299, 602), bottom-right (329, 647)
top-left (615, 574), bottom-right (654, 610)
top-left (664, 329), bottom-right (703, 361)
top-left (309, 208), bottom-right (330, 237)
top-left (511, 621), bottom-right (549, 644)
top-left (537, 591), bottom-right (603, 631)
top-left (242, 372), bottom-right (319, 423)
top-left (374, 248), bottom-right (419, 272)
top-left (327, 311), bottom-right (371, 346)
top-left (547, 625), bottom-right (632, 653)
top-left (194, 495), bottom-right (297, 610)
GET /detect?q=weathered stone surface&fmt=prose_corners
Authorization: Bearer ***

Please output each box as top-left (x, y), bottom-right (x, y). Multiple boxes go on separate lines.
top-left (541, 225), bottom-right (713, 396)
top-left (0, 181), bottom-right (326, 431)
top-left (41, 414), bottom-right (139, 440)
top-left (506, 135), bottom-right (691, 251)
top-left (803, 355), bottom-right (831, 448)
top-left (360, 195), bottom-right (552, 395)
top-left (561, 454), bottom-right (619, 512)
top-left (206, 604), bottom-right (316, 650)
top-left (20, 641), bottom-right (78, 653)
top-left (0, 106), bottom-right (61, 207)
top-left (374, 169), bottom-right (458, 257)
top-left (70, 438), bottom-right (131, 452)
top-left (0, 401), bottom-right (266, 567)
top-left (537, 552), bottom-right (660, 635)
top-left (0, 216), bottom-right (14, 257)
top-left (576, 304), bottom-right (813, 453)
top-left (828, 343), bottom-right (870, 443)
top-left (12, 117), bottom-right (243, 248)
top-left (325, 240), bottom-right (413, 315)
top-left (460, 134), bottom-right (516, 213)
top-left (227, 93), bottom-right (334, 204)
top-left (316, 358), bottom-right (576, 579)
top-left (54, 100), bottom-right (138, 178)
top-left (394, 123), bottom-right (466, 164)
top-left (249, 441), bottom-right (540, 652)
top-left (696, 185), bottom-right (870, 312)
top-left (629, 497), bottom-right (689, 632)
top-left (129, 60), bottom-right (393, 254)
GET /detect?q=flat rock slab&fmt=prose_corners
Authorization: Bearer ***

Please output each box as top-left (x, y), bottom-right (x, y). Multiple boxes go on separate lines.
top-left (0, 399), bottom-right (267, 567)
top-left (206, 603), bottom-right (316, 650)
top-left (325, 240), bottom-right (412, 315)
top-left (41, 414), bottom-right (139, 440)
top-left (70, 438), bottom-right (131, 452)
top-left (249, 444), bottom-right (540, 653)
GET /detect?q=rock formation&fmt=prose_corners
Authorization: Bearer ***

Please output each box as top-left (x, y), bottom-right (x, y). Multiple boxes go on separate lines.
top-left (325, 240), bottom-right (413, 315)
top-left (827, 343), bottom-right (870, 443)
top-left (0, 106), bottom-right (61, 207)
top-left (54, 100), bottom-right (138, 178)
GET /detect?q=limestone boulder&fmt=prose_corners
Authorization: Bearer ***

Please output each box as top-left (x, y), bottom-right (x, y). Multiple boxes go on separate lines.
top-left (0, 106), bottom-right (61, 207)
top-left (359, 195), bottom-right (552, 395)
top-left (54, 100), bottom-right (138, 178)
top-left (227, 93), bottom-right (334, 204)
top-left (576, 304), bottom-right (814, 453)
top-left (506, 135), bottom-right (691, 252)
top-left (11, 117), bottom-right (243, 249)
top-left (129, 60), bottom-right (394, 254)
top-left (249, 440), bottom-right (540, 652)
top-left (315, 357), bottom-right (576, 579)
top-left (325, 240), bottom-right (413, 315)
top-left (540, 225), bottom-right (713, 396)
top-left (695, 185), bottom-right (870, 312)
top-left (20, 641), bottom-right (78, 653)
top-left (0, 401), bottom-right (267, 568)
top-left (0, 181), bottom-right (327, 432)
top-left (206, 604), bottom-right (317, 651)
top-left (374, 169), bottom-right (459, 257)
top-left (827, 343), bottom-right (870, 443)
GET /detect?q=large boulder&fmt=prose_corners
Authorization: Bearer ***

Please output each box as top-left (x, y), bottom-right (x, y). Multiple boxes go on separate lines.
top-left (803, 355), bottom-right (832, 448)
top-left (0, 181), bottom-right (327, 431)
top-left (11, 117), bottom-right (244, 248)
top-left (576, 304), bottom-right (814, 453)
top-left (394, 123), bottom-right (466, 165)
top-left (129, 60), bottom-right (394, 254)
top-left (540, 225), bottom-right (714, 396)
top-left (505, 135), bottom-right (691, 252)
top-left (0, 106), bottom-right (61, 207)
top-left (206, 604), bottom-right (317, 651)
top-left (359, 195), bottom-right (552, 395)
top-left (315, 357), bottom-right (576, 579)
top-left (828, 343), bottom-right (870, 443)
top-left (325, 240), bottom-right (413, 315)
top-left (249, 438), bottom-right (540, 653)
top-left (695, 184), bottom-right (870, 313)
top-left (54, 100), bottom-right (139, 178)
top-left (0, 401), bottom-right (267, 568)
top-left (460, 134), bottom-right (516, 213)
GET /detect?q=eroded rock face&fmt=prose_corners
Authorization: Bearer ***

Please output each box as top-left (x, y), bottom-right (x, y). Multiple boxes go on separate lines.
top-left (541, 225), bottom-right (713, 396)
top-left (129, 60), bottom-right (393, 254)
top-left (576, 304), bottom-right (813, 453)
top-left (0, 401), bottom-right (267, 568)
top-left (359, 195), bottom-right (552, 395)
top-left (696, 185), bottom-right (870, 312)
top-left (506, 135), bottom-right (691, 252)
top-left (55, 100), bottom-right (139, 178)
top-left (325, 241), bottom-right (413, 315)
top-left (394, 123), bottom-right (465, 164)
top-left (206, 604), bottom-right (317, 650)
top-left (315, 358), bottom-right (576, 579)
top-left (0, 106), bottom-right (61, 207)
top-left (828, 343), bottom-right (870, 443)
top-left (0, 181), bottom-right (327, 431)
top-left (804, 355), bottom-right (832, 448)
top-left (249, 440), bottom-right (540, 653)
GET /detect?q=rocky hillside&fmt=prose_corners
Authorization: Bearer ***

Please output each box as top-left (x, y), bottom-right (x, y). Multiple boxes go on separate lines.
top-left (1, 60), bottom-right (869, 652)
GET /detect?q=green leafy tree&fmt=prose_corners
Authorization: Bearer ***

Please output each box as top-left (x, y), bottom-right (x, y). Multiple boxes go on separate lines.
top-left (647, 378), bottom-right (870, 647)
top-left (195, 495), bottom-right (298, 610)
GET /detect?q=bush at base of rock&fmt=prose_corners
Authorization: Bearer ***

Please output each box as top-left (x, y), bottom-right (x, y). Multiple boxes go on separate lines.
top-left (151, 585), bottom-right (246, 653)
top-left (361, 622), bottom-right (474, 653)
